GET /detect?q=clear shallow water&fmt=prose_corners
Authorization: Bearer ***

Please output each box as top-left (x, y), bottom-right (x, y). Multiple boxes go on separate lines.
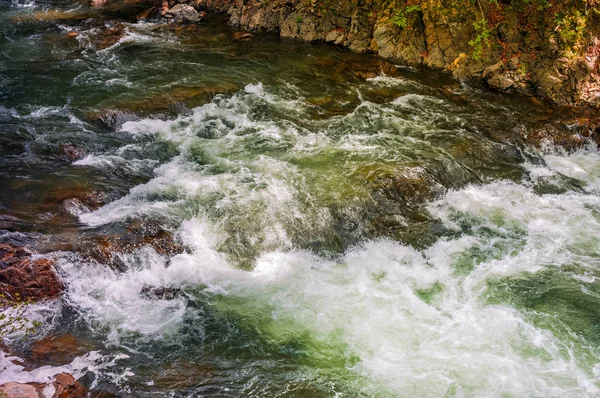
top-left (2, 1), bottom-right (600, 397)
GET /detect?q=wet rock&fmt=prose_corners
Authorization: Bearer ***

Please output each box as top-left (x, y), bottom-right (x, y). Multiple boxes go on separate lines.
top-left (92, 84), bottom-right (239, 118)
top-left (150, 359), bottom-right (213, 389)
top-left (136, 7), bottom-right (156, 20)
top-left (10, 10), bottom-right (91, 23)
top-left (523, 126), bottom-right (587, 152)
top-left (30, 334), bottom-right (90, 365)
top-left (59, 144), bottom-right (86, 162)
top-left (140, 285), bottom-right (182, 300)
top-left (356, 165), bottom-right (439, 206)
top-left (82, 220), bottom-right (184, 267)
top-left (0, 372), bottom-right (86, 398)
top-left (52, 373), bottom-right (87, 398)
top-left (165, 4), bottom-right (203, 23)
top-left (45, 187), bottom-right (107, 217)
top-left (0, 244), bottom-right (62, 302)
top-left (0, 382), bottom-right (39, 398)
top-left (67, 31), bottom-right (79, 38)
top-left (232, 32), bottom-right (253, 41)
top-left (93, 109), bottom-right (138, 130)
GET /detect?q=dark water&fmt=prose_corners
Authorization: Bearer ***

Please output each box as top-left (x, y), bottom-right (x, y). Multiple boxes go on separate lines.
top-left (2, 1), bottom-right (600, 397)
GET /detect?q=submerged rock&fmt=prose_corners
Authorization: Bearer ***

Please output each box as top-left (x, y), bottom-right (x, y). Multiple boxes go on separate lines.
top-left (82, 219), bottom-right (184, 268)
top-left (0, 244), bottom-right (62, 303)
top-left (44, 187), bottom-right (107, 217)
top-left (30, 334), bottom-right (91, 366)
top-left (59, 144), bottom-right (86, 162)
top-left (232, 32), bottom-right (253, 41)
top-left (0, 373), bottom-right (87, 398)
top-left (140, 285), bottom-right (182, 300)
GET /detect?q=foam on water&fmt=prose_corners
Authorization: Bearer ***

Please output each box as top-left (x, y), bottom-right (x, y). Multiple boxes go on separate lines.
top-left (65, 144), bottom-right (600, 396)
top-left (0, 350), bottom-right (131, 388)
top-left (48, 80), bottom-right (600, 395)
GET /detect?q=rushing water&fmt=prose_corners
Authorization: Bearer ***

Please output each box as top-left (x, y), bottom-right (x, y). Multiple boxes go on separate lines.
top-left (2, 0), bottom-right (600, 397)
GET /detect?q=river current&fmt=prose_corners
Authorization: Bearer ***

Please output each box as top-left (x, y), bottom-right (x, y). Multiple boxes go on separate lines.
top-left (2, 1), bottom-right (600, 397)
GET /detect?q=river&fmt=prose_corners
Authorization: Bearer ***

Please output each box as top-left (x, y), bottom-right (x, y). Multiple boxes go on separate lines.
top-left (2, 0), bottom-right (600, 397)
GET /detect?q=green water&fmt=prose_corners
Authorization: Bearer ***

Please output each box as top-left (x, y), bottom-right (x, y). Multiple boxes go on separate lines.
top-left (1, 1), bottom-right (600, 397)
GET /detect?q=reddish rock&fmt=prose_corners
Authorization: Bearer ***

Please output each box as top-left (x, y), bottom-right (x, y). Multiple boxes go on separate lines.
top-left (0, 382), bottom-right (39, 398)
top-left (44, 187), bottom-right (107, 217)
top-left (67, 31), bottom-right (79, 38)
top-left (524, 126), bottom-right (587, 151)
top-left (53, 373), bottom-right (87, 398)
top-left (30, 334), bottom-right (90, 365)
top-left (0, 244), bottom-right (63, 302)
top-left (59, 144), bottom-right (86, 162)
top-left (82, 220), bottom-right (184, 267)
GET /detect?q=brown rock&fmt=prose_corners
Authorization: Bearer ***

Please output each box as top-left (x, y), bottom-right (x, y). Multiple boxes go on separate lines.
top-left (45, 187), bottom-right (107, 217)
top-left (482, 61), bottom-right (504, 80)
top-left (67, 31), bottom-right (78, 38)
top-left (0, 244), bottom-right (62, 302)
top-left (59, 144), bottom-right (86, 162)
top-left (53, 373), bottom-right (87, 398)
top-left (136, 7), bottom-right (155, 20)
top-left (488, 74), bottom-right (516, 91)
top-left (82, 220), bottom-right (184, 267)
top-left (0, 382), bottom-right (40, 398)
top-left (30, 334), bottom-right (90, 365)
top-left (232, 32), bottom-right (253, 42)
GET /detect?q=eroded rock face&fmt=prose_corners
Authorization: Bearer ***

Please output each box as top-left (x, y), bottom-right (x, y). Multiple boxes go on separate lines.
top-left (0, 244), bottom-right (62, 302)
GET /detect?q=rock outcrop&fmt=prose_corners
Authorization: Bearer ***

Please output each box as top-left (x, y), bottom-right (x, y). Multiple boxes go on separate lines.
top-left (188, 0), bottom-right (599, 109)
top-left (0, 244), bottom-right (62, 302)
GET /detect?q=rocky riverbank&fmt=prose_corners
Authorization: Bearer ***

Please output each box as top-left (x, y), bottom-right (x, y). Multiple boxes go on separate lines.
top-left (178, 0), bottom-right (600, 109)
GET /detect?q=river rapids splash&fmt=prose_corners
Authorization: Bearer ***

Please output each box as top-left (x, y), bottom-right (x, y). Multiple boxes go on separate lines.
top-left (2, 1), bottom-right (600, 396)
top-left (59, 86), bottom-right (600, 397)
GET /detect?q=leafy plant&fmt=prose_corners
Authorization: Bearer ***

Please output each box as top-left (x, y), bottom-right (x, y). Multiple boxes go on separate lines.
top-left (391, 5), bottom-right (421, 29)
top-left (0, 293), bottom-right (41, 338)
top-left (469, 18), bottom-right (492, 60)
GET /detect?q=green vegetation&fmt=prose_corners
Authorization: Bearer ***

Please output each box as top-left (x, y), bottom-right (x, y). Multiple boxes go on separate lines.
top-left (469, 17), bottom-right (493, 60)
top-left (0, 293), bottom-right (41, 338)
top-left (391, 4), bottom-right (421, 29)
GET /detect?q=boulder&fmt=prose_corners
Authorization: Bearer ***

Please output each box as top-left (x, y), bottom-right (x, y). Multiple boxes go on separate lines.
top-left (0, 244), bottom-right (62, 302)
top-left (165, 4), bottom-right (203, 23)
top-left (488, 74), bottom-right (516, 91)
